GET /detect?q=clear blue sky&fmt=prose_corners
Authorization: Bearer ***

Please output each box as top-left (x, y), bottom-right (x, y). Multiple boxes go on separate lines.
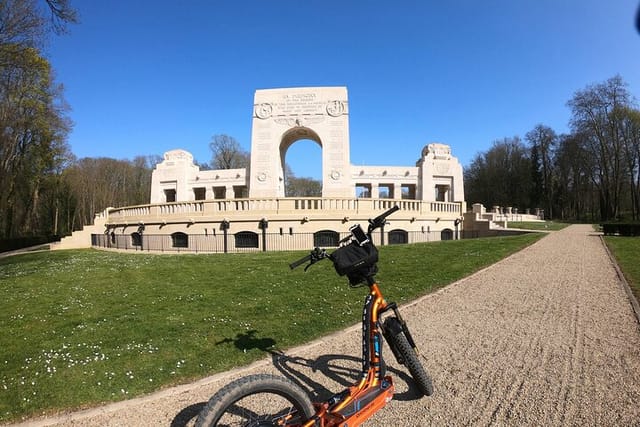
top-left (47, 0), bottom-right (640, 179)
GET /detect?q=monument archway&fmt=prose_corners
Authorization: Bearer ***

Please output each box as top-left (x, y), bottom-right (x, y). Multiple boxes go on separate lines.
top-left (280, 128), bottom-right (322, 196)
top-left (249, 87), bottom-right (352, 198)
top-left (283, 137), bottom-right (322, 179)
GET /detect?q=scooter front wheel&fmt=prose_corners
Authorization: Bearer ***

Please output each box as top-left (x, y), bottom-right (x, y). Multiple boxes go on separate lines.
top-left (195, 374), bottom-right (315, 426)
top-left (383, 317), bottom-right (434, 397)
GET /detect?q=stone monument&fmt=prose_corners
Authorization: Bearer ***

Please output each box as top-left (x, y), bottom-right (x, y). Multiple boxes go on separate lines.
top-left (249, 87), bottom-right (352, 198)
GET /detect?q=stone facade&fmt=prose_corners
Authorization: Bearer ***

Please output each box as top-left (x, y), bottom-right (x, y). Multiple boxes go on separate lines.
top-left (150, 150), bottom-right (247, 204)
top-left (149, 142), bottom-right (464, 206)
top-left (150, 87), bottom-right (464, 206)
top-left (55, 86), bottom-right (468, 252)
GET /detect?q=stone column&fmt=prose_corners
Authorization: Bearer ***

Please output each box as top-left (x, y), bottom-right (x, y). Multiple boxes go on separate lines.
top-left (371, 183), bottom-right (379, 199)
top-left (393, 183), bottom-right (402, 199)
top-left (472, 203), bottom-right (486, 214)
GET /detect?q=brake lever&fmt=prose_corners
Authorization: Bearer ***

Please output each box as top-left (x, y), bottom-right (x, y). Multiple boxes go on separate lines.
top-left (303, 248), bottom-right (327, 271)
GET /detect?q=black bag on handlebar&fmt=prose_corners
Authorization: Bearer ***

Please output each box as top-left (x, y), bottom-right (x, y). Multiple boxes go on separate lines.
top-left (330, 242), bottom-right (378, 285)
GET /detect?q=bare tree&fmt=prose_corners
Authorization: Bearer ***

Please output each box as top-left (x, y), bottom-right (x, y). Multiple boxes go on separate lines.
top-left (43, 0), bottom-right (78, 34)
top-left (526, 124), bottom-right (558, 219)
top-left (286, 176), bottom-right (322, 197)
top-left (61, 157), bottom-right (153, 230)
top-left (209, 134), bottom-right (250, 169)
top-left (618, 106), bottom-right (640, 219)
top-left (0, 0), bottom-right (77, 47)
top-left (568, 75), bottom-right (634, 220)
top-left (464, 137), bottom-right (532, 210)
top-left (553, 133), bottom-right (596, 221)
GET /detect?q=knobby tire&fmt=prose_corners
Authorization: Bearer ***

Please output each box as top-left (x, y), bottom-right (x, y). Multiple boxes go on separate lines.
top-left (383, 318), bottom-right (434, 397)
top-left (195, 374), bottom-right (315, 426)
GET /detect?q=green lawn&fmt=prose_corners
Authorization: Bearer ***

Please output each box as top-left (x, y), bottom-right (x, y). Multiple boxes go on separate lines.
top-left (507, 221), bottom-right (568, 231)
top-left (0, 233), bottom-right (542, 422)
top-left (604, 236), bottom-right (640, 302)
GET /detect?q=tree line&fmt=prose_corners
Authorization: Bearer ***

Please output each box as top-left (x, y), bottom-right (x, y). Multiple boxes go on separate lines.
top-left (465, 75), bottom-right (640, 222)
top-left (0, 1), bottom-right (159, 241)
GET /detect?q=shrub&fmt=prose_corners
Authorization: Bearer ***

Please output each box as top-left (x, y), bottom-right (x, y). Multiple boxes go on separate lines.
top-left (0, 236), bottom-right (59, 253)
top-left (601, 223), bottom-right (640, 237)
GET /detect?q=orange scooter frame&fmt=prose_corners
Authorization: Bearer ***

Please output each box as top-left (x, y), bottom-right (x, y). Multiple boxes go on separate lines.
top-left (302, 282), bottom-right (395, 427)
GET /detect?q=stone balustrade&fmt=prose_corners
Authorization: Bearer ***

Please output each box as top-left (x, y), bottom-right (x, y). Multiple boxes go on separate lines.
top-left (106, 197), bottom-right (463, 225)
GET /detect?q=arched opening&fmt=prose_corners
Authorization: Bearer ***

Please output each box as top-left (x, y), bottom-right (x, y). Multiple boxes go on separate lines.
top-left (441, 229), bottom-right (453, 241)
top-left (280, 127), bottom-right (322, 197)
top-left (388, 229), bottom-right (408, 244)
top-left (235, 231), bottom-right (259, 249)
top-left (171, 232), bottom-right (189, 248)
top-left (314, 230), bottom-right (339, 247)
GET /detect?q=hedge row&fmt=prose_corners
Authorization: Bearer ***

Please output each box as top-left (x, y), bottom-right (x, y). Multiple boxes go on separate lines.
top-left (0, 236), bottom-right (60, 253)
top-left (601, 223), bottom-right (640, 237)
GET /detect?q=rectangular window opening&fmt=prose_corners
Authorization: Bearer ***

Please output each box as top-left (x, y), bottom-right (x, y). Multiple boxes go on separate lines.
top-left (355, 183), bottom-right (372, 198)
top-left (401, 184), bottom-right (416, 200)
top-left (213, 186), bottom-right (226, 199)
top-left (164, 189), bottom-right (176, 203)
top-left (379, 184), bottom-right (393, 199)
top-left (194, 187), bottom-right (206, 200)
top-left (233, 186), bottom-right (248, 198)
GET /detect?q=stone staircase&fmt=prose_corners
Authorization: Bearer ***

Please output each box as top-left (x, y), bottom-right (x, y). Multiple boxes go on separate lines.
top-left (51, 209), bottom-right (109, 250)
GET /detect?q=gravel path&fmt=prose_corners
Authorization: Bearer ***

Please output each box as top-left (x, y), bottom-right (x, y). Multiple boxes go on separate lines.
top-left (13, 225), bottom-right (640, 426)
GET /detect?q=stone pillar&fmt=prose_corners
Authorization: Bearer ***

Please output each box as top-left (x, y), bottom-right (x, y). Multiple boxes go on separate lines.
top-left (371, 183), bottom-right (379, 199)
top-left (393, 183), bottom-right (402, 199)
top-left (472, 203), bottom-right (485, 214)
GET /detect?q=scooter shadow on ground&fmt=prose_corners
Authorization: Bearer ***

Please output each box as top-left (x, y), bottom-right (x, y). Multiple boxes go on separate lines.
top-left (269, 351), bottom-right (425, 403)
top-left (170, 328), bottom-right (425, 426)
top-left (170, 402), bottom-right (206, 427)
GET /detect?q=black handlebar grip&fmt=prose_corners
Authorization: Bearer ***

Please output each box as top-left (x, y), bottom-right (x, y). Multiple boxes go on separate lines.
top-left (289, 254), bottom-right (312, 270)
top-left (371, 205), bottom-right (400, 227)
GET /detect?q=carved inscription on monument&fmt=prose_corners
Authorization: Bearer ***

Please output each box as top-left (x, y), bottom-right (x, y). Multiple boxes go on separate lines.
top-left (276, 93), bottom-right (323, 116)
top-left (254, 93), bottom-right (347, 119)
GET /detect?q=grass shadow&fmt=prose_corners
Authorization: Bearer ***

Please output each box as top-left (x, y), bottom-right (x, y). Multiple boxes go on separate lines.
top-left (216, 329), bottom-right (277, 353)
